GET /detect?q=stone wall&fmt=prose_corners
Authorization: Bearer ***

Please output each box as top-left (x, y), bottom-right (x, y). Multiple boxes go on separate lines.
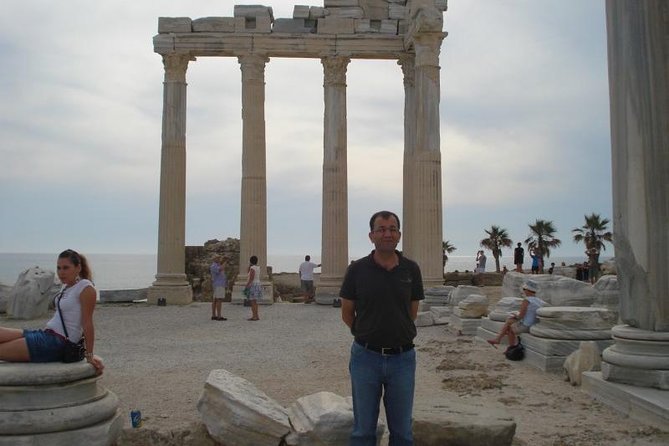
top-left (185, 238), bottom-right (240, 301)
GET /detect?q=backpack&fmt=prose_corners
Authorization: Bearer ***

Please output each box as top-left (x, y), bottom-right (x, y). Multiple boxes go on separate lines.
top-left (505, 339), bottom-right (525, 361)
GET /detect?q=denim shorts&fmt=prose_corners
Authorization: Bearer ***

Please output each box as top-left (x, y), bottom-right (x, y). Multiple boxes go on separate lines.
top-left (23, 329), bottom-right (66, 363)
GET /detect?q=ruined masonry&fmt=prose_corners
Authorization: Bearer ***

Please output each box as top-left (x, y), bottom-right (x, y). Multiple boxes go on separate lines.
top-left (148, 0), bottom-right (448, 306)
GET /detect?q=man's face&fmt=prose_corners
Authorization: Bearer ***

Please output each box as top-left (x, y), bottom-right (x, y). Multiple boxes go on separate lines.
top-left (369, 216), bottom-right (401, 252)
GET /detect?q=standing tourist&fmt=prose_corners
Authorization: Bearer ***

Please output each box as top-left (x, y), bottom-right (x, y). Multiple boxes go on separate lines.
top-left (340, 210), bottom-right (424, 445)
top-left (476, 250), bottom-right (487, 273)
top-left (209, 256), bottom-right (227, 321)
top-left (530, 248), bottom-right (541, 274)
top-left (298, 255), bottom-right (321, 304)
top-left (0, 249), bottom-right (104, 374)
top-left (586, 247), bottom-right (600, 284)
top-left (244, 255), bottom-right (262, 321)
top-left (513, 242), bottom-right (524, 272)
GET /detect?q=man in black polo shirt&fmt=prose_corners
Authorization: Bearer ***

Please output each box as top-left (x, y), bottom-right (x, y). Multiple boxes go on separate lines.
top-left (340, 210), bottom-right (424, 446)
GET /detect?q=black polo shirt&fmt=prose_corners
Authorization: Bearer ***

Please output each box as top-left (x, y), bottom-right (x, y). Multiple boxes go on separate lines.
top-left (339, 250), bottom-right (424, 347)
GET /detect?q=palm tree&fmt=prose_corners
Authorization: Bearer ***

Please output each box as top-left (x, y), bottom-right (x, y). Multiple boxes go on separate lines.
top-left (524, 219), bottom-right (562, 272)
top-left (442, 240), bottom-right (456, 269)
top-left (480, 226), bottom-right (513, 272)
top-left (572, 213), bottom-right (613, 270)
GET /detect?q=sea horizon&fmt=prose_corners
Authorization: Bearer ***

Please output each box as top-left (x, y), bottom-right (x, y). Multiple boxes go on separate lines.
top-left (0, 252), bottom-right (611, 291)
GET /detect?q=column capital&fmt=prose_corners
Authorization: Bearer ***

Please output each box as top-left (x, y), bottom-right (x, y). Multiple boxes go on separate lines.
top-left (413, 33), bottom-right (444, 67)
top-left (238, 54), bottom-right (269, 81)
top-left (398, 53), bottom-right (416, 87)
top-left (162, 53), bottom-right (192, 83)
top-left (321, 56), bottom-right (351, 86)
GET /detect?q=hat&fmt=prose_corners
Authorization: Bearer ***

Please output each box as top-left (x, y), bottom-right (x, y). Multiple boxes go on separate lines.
top-left (522, 280), bottom-right (539, 293)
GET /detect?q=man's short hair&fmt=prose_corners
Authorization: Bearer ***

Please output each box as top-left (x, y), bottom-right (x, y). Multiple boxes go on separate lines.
top-left (305, 255), bottom-right (310, 261)
top-left (369, 211), bottom-right (401, 231)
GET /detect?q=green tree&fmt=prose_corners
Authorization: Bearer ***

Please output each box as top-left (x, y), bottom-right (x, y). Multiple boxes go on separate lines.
top-left (480, 225), bottom-right (513, 272)
top-left (572, 213), bottom-right (613, 270)
top-left (442, 240), bottom-right (457, 269)
top-left (524, 219), bottom-right (562, 272)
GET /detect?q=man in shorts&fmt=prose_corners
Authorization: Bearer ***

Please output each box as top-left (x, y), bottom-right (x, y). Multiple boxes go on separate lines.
top-left (298, 255), bottom-right (321, 303)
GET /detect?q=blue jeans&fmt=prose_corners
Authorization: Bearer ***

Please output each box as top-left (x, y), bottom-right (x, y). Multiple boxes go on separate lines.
top-left (349, 341), bottom-right (416, 446)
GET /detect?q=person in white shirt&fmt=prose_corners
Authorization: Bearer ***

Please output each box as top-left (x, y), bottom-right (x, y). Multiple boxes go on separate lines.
top-left (298, 255), bottom-right (321, 304)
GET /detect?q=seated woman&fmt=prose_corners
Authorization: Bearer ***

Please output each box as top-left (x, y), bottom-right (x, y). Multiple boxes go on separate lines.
top-left (0, 249), bottom-right (104, 374)
top-left (487, 279), bottom-right (545, 348)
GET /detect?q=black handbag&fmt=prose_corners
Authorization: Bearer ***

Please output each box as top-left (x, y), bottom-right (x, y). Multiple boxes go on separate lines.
top-left (57, 291), bottom-right (87, 363)
top-left (505, 339), bottom-right (525, 361)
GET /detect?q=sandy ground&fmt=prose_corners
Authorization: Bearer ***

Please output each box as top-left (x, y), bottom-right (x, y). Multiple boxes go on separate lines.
top-left (3, 286), bottom-right (668, 446)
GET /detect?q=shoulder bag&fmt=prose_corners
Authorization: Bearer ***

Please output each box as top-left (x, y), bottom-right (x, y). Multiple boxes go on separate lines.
top-left (57, 291), bottom-right (87, 363)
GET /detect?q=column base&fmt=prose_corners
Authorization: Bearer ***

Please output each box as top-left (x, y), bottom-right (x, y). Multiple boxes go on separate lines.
top-left (315, 276), bottom-right (344, 305)
top-left (147, 285), bottom-right (192, 305)
top-left (231, 282), bottom-right (274, 305)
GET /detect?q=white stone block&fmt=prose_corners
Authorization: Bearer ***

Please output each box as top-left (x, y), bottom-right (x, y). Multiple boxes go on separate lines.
top-left (197, 369), bottom-right (291, 446)
top-left (415, 311), bottom-right (434, 327)
top-left (327, 7), bottom-right (365, 19)
top-left (7, 267), bottom-right (57, 320)
top-left (235, 16), bottom-right (272, 33)
top-left (293, 5), bottom-right (310, 19)
top-left (563, 341), bottom-right (601, 386)
top-left (158, 17), bottom-right (192, 33)
top-left (192, 17), bottom-right (236, 32)
top-left (317, 17), bottom-right (355, 34)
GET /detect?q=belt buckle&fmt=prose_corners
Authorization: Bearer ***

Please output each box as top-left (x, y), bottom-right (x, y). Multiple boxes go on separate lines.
top-left (381, 347), bottom-right (393, 356)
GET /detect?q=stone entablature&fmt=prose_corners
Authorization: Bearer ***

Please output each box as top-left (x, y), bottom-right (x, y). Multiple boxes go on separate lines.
top-left (154, 1), bottom-right (447, 59)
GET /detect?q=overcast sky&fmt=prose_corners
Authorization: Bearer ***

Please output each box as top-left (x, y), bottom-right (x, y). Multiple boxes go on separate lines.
top-left (0, 1), bottom-right (613, 259)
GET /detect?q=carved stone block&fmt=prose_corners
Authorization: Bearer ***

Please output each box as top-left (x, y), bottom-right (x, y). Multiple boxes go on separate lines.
top-left (192, 17), bottom-right (235, 33)
top-left (317, 17), bottom-right (355, 34)
top-left (235, 16), bottom-right (272, 33)
top-left (158, 17), bottom-right (192, 34)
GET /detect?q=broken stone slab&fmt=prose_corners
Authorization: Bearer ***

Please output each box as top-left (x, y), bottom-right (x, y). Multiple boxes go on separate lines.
top-left (529, 326), bottom-right (612, 340)
top-left (520, 333), bottom-right (613, 357)
top-left (158, 17), bottom-right (192, 33)
top-left (456, 294), bottom-right (489, 318)
top-left (192, 17), bottom-right (236, 32)
top-left (563, 341), bottom-right (602, 386)
top-left (360, 0), bottom-right (392, 20)
top-left (7, 266), bottom-right (58, 320)
top-left (0, 283), bottom-right (12, 313)
top-left (430, 306), bottom-right (451, 319)
top-left (449, 285), bottom-right (482, 306)
top-left (413, 400), bottom-right (515, 446)
top-left (285, 391), bottom-right (384, 445)
top-left (415, 311), bottom-right (434, 327)
top-left (99, 288), bottom-right (147, 303)
top-left (234, 5), bottom-right (274, 21)
top-left (537, 306), bottom-right (617, 323)
top-left (449, 315), bottom-right (482, 336)
top-left (197, 369), bottom-right (291, 446)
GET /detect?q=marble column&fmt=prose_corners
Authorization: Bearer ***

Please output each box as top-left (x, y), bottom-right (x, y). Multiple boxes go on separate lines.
top-left (316, 56), bottom-right (351, 304)
top-left (411, 33), bottom-right (445, 288)
top-left (399, 54), bottom-right (417, 259)
top-left (598, 0), bottom-right (669, 390)
top-left (233, 54), bottom-right (273, 304)
top-left (148, 53), bottom-right (193, 305)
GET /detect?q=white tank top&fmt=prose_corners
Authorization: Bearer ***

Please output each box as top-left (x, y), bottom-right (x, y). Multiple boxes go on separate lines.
top-left (45, 279), bottom-right (93, 343)
top-left (250, 265), bottom-right (261, 284)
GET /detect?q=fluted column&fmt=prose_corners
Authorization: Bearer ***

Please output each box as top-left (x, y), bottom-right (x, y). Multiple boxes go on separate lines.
top-left (148, 53), bottom-right (193, 305)
top-left (399, 54), bottom-right (417, 259)
top-left (598, 0), bottom-right (669, 389)
top-left (233, 53), bottom-right (272, 304)
top-left (316, 56), bottom-right (350, 304)
top-left (412, 33), bottom-right (445, 287)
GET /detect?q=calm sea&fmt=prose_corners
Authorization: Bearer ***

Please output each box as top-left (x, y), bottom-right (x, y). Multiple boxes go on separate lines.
top-left (0, 253), bottom-right (607, 290)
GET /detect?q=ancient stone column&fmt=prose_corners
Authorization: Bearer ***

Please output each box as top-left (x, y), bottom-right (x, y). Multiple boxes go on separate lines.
top-left (412, 32), bottom-right (445, 287)
top-left (148, 53), bottom-right (193, 305)
top-left (598, 0), bottom-right (669, 390)
top-left (316, 56), bottom-right (351, 304)
top-left (233, 53), bottom-right (273, 304)
top-left (399, 54), bottom-right (417, 259)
